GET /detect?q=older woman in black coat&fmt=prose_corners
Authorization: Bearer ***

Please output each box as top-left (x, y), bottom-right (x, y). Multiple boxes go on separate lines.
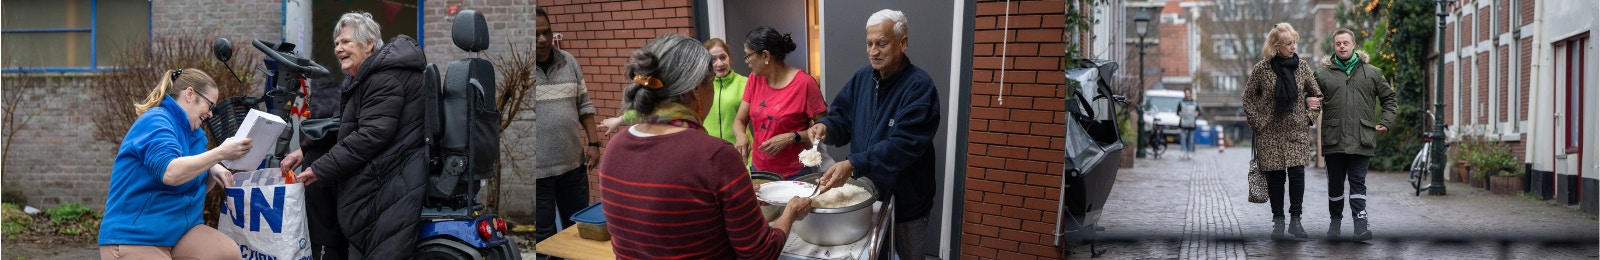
top-left (284, 11), bottom-right (432, 259)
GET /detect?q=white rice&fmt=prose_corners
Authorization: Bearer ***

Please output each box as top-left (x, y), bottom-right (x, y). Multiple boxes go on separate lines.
top-left (798, 148), bottom-right (823, 167)
top-left (812, 184), bottom-right (870, 208)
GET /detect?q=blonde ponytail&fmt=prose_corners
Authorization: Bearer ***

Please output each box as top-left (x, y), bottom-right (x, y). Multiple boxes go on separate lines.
top-left (135, 69), bottom-right (216, 114)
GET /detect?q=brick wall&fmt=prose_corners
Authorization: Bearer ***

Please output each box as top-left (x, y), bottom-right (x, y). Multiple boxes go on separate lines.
top-left (965, 0), bottom-right (1068, 259)
top-left (423, 1), bottom-right (541, 66)
top-left (1519, 37), bottom-right (1531, 121)
top-left (2, 75), bottom-right (116, 207)
top-left (1445, 62), bottom-right (1454, 125)
top-left (152, 0), bottom-right (281, 42)
top-left (534, 0), bottom-right (697, 204)
top-left (1157, 1), bottom-right (1188, 81)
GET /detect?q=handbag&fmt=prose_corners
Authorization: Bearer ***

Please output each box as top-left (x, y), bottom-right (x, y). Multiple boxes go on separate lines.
top-left (1248, 160), bottom-right (1268, 203)
top-left (1247, 140), bottom-right (1268, 203)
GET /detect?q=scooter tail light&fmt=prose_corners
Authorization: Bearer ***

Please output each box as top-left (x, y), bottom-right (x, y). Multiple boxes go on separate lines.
top-left (495, 218), bottom-right (508, 233)
top-left (477, 220), bottom-right (493, 240)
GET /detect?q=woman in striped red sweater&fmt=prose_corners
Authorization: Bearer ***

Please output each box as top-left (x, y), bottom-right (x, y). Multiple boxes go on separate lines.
top-left (598, 34), bottom-right (813, 259)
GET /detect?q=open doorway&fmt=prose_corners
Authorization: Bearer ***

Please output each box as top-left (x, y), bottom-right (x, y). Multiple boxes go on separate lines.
top-left (720, 0), bottom-right (816, 79)
top-left (310, 0), bottom-right (422, 78)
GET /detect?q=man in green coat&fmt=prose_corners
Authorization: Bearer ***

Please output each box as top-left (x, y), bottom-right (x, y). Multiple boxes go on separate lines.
top-left (1314, 28), bottom-right (1397, 241)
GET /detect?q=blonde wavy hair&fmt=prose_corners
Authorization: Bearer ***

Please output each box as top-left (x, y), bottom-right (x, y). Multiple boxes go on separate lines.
top-left (1262, 23), bottom-right (1299, 60)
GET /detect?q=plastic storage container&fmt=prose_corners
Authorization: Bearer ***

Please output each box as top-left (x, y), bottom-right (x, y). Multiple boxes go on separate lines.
top-left (570, 202), bottom-right (609, 241)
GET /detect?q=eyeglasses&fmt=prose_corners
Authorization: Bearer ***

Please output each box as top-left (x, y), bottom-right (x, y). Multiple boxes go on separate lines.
top-left (744, 51), bottom-right (761, 61)
top-left (193, 87), bottom-right (216, 109)
top-left (1333, 41), bottom-right (1355, 47)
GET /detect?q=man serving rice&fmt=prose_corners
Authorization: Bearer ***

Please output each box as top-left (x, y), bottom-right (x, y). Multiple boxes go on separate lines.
top-left (806, 9), bottom-right (941, 259)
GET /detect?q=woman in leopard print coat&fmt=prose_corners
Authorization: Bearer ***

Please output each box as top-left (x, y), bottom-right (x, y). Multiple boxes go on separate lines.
top-left (1244, 23), bottom-right (1322, 240)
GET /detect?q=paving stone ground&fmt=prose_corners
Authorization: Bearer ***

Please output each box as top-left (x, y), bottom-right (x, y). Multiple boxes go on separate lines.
top-left (1076, 146), bottom-right (1599, 259)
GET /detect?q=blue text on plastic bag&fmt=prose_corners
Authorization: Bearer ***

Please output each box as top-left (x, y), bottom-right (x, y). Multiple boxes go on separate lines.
top-left (222, 186), bottom-right (286, 233)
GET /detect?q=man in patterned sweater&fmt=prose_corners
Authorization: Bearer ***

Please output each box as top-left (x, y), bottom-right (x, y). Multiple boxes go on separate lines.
top-left (532, 7), bottom-right (603, 244)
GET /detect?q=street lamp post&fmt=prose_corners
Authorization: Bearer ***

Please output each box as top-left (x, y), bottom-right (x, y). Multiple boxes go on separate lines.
top-left (1134, 10), bottom-right (1152, 158)
top-left (1430, 0), bottom-right (1454, 195)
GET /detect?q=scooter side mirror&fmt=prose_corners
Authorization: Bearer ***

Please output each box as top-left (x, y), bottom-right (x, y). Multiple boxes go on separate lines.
top-left (213, 38), bottom-right (233, 63)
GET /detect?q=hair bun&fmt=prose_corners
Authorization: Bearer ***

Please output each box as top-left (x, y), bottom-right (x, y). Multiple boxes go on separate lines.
top-left (627, 49), bottom-right (660, 79)
top-left (781, 33), bottom-right (797, 53)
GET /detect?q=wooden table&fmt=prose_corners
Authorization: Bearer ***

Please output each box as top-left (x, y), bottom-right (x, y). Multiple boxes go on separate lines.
top-left (533, 225), bottom-right (615, 260)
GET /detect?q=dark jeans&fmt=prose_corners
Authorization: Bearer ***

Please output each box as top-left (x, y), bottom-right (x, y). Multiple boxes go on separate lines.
top-left (534, 165), bottom-right (591, 243)
top-left (302, 150), bottom-right (347, 260)
top-left (1325, 154), bottom-right (1370, 222)
top-left (894, 217), bottom-right (929, 259)
top-left (1266, 166), bottom-right (1306, 217)
top-left (305, 181), bottom-right (348, 260)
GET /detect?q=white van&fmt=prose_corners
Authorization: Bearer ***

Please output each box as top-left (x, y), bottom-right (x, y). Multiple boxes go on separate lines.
top-left (1141, 89), bottom-right (1207, 143)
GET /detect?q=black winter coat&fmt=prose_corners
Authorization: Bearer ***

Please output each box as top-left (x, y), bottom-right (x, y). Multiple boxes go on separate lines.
top-left (309, 35), bottom-right (430, 259)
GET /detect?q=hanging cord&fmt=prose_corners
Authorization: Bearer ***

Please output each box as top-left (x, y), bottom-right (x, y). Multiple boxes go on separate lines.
top-left (996, 0), bottom-right (1013, 105)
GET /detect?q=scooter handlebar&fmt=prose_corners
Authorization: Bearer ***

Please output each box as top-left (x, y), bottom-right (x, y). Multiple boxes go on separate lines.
top-left (253, 39), bottom-right (331, 79)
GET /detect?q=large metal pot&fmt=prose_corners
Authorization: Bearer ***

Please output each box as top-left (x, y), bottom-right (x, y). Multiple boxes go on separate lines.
top-left (750, 171), bottom-right (785, 221)
top-left (787, 173), bottom-right (878, 246)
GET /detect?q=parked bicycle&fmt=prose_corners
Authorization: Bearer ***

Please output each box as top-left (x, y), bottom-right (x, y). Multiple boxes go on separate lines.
top-left (1147, 118), bottom-right (1167, 158)
top-left (1408, 111), bottom-right (1448, 196)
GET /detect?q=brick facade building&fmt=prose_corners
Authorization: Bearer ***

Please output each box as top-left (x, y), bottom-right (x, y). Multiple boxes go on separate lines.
top-left (1436, 0), bottom-right (1598, 214)
top-left (0, 0), bottom-right (554, 222)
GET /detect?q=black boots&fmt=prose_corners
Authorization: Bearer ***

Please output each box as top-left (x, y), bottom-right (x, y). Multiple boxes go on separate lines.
top-left (1327, 218), bottom-right (1343, 240)
top-left (1271, 216), bottom-right (1287, 240)
top-left (1287, 216), bottom-right (1309, 239)
top-left (1271, 216), bottom-right (1308, 241)
top-left (1328, 217), bottom-right (1373, 241)
top-left (1353, 219), bottom-right (1372, 241)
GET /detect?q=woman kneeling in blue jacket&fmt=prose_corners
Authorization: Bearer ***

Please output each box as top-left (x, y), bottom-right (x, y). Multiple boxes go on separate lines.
top-left (99, 68), bottom-right (253, 259)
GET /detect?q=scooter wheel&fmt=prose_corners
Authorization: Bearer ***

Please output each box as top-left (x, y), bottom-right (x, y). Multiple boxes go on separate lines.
top-left (416, 243), bottom-right (473, 260)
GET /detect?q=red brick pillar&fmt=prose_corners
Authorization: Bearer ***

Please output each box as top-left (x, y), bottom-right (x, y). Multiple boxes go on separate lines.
top-left (964, 1), bottom-right (1070, 259)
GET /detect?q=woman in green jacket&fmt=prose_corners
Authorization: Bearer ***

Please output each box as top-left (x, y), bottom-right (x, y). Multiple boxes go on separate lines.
top-left (601, 38), bottom-right (748, 142)
top-left (601, 38), bottom-right (755, 167)
top-left (703, 38), bottom-right (751, 145)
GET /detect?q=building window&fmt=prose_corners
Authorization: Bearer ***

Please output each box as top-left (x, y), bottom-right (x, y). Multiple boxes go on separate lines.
top-left (1212, 34), bottom-right (1239, 59)
top-left (1, 0), bottom-right (151, 72)
top-left (1213, 75), bottom-right (1239, 92)
top-left (1560, 35), bottom-right (1587, 153)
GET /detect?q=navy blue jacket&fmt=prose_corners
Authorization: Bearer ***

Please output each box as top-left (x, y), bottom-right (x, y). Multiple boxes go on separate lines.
top-left (817, 57), bottom-right (940, 222)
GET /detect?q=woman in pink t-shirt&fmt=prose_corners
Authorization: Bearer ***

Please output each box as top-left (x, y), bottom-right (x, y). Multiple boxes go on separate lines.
top-left (733, 26), bottom-right (826, 179)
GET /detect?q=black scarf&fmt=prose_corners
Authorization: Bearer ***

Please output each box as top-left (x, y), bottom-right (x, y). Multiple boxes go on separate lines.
top-left (1270, 54), bottom-right (1300, 117)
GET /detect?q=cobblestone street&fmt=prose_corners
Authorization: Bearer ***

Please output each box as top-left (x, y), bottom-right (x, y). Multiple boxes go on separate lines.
top-left (1082, 147), bottom-right (1599, 259)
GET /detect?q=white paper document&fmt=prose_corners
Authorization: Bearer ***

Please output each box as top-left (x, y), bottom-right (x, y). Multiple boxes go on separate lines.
top-left (222, 109), bottom-right (286, 170)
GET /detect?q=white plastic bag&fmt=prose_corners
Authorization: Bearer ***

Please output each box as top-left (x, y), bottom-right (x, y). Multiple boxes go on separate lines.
top-left (219, 168), bottom-right (311, 260)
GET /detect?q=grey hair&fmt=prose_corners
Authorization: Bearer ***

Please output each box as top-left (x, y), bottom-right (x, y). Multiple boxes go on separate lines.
top-left (622, 34), bottom-right (712, 115)
top-left (334, 11), bottom-right (384, 52)
top-left (866, 9), bottom-right (908, 36)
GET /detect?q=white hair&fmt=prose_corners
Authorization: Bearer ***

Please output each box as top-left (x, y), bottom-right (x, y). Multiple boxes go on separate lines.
top-left (334, 11), bottom-right (384, 52)
top-left (866, 9), bottom-right (907, 37)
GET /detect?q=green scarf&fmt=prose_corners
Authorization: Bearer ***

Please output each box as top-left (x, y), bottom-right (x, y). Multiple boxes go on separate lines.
top-left (618, 103), bottom-right (703, 129)
top-left (1334, 54), bottom-right (1360, 74)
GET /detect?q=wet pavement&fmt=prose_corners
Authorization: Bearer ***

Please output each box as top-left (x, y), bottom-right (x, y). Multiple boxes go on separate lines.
top-left (1080, 147), bottom-right (1599, 259)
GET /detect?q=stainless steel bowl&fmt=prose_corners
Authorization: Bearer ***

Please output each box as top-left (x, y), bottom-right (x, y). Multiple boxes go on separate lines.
top-left (788, 173), bottom-right (878, 246)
